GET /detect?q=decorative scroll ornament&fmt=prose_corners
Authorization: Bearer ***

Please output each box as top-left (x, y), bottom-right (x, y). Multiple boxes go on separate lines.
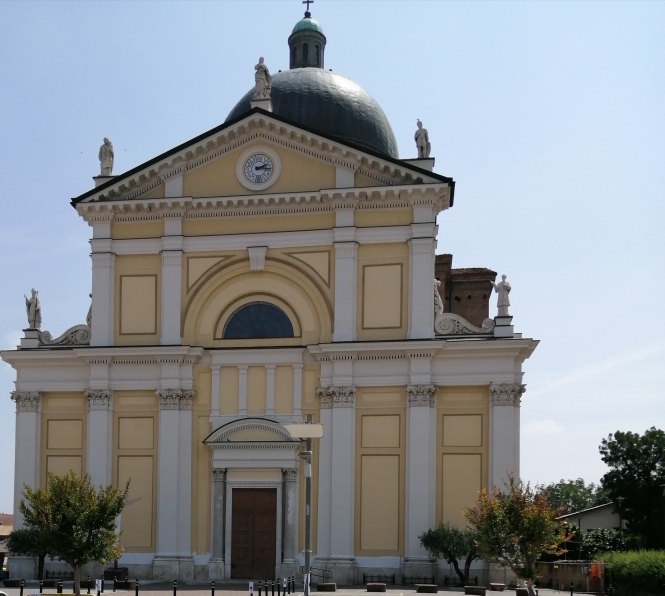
top-left (282, 468), bottom-right (298, 481)
top-left (39, 325), bottom-right (90, 346)
top-left (406, 384), bottom-right (437, 407)
top-left (85, 389), bottom-right (112, 411)
top-left (489, 383), bottom-right (526, 406)
top-left (434, 279), bottom-right (444, 317)
top-left (156, 388), bottom-right (196, 410)
top-left (435, 312), bottom-right (495, 336)
top-left (212, 468), bottom-right (227, 482)
top-left (315, 386), bottom-right (356, 408)
top-left (11, 391), bottom-right (41, 412)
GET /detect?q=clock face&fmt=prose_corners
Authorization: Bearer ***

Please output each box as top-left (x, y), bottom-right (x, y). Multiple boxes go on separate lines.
top-left (244, 153), bottom-right (274, 184)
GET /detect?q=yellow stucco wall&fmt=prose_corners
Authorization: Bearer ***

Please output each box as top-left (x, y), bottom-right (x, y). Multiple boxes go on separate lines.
top-left (354, 387), bottom-right (406, 556)
top-left (183, 212), bottom-right (335, 237)
top-left (115, 255), bottom-right (162, 345)
top-left (356, 244), bottom-right (409, 341)
top-left (41, 392), bottom-right (86, 488)
top-left (354, 209), bottom-right (412, 228)
top-left (436, 386), bottom-right (489, 529)
top-left (112, 391), bottom-right (158, 552)
top-left (111, 220), bottom-right (164, 240)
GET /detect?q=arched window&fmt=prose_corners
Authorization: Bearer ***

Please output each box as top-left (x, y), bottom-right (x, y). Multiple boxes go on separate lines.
top-left (302, 43), bottom-right (309, 64)
top-left (315, 45), bottom-right (320, 66)
top-left (222, 302), bottom-right (294, 339)
top-left (291, 46), bottom-right (296, 67)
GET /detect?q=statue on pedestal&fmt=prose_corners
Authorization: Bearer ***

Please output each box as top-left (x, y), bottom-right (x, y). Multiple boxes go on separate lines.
top-left (492, 274), bottom-right (511, 316)
top-left (24, 288), bottom-right (42, 329)
top-left (414, 119), bottom-right (431, 158)
top-left (98, 137), bottom-right (114, 176)
top-left (253, 57), bottom-right (272, 100)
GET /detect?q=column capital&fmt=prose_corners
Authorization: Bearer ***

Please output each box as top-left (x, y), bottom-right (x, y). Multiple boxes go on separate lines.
top-left (406, 384), bottom-right (437, 407)
top-left (282, 468), bottom-right (298, 482)
top-left (316, 386), bottom-right (356, 409)
top-left (333, 242), bottom-right (358, 259)
top-left (156, 388), bottom-right (196, 410)
top-left (489, 383), bottom-right (525, 406)
top-left (212, 468), bottom-right (227, 482)
top-left (11, 391), bottom-right (41, 412)
top-left (85, 389), bottom-right (112, 411)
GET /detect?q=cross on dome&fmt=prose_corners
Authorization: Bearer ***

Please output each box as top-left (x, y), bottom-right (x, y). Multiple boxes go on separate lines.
top-left (302, 0), bottom-right (313, 16)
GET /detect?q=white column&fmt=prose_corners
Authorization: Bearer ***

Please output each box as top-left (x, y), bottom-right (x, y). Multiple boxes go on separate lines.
top-left (265, 365), bottom-right (276, 416)
top-left (405, 385), bottom-right (437, 558)
top-left (282, 468), bottom-right (298, 562)
top-left (11, 392), bottom-right (41, 527)
top-left (154, 388), bottom-right (195, 580)
top-left (210, 365), bottom-right (221, 418)
top-left (332, 242), bottom-right (358, 342)
top-left (488, 383), bottom-right (525, 488)
top-left (210, 468), bottom-right (226, 579)
top-left (315, 391), bottom-right (334, 557)
top-left (90, 246), bottom-right (115, 346)
top-left (238, 366), bottom-right (248, 416)
top-left (161, 249), bottom-right (183, 345)
top-left (85, 389), bottom-right (112, 488)
top-left (407, 235), bottom-right (436, 340)
top-left (293, 364), bottom-right (303, 417)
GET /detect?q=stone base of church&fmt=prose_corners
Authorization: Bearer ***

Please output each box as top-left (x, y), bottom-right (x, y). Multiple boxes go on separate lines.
top-left (208, 558), bottom-right (225, 580)
top-left (401, 557), bottom-right (436, 582)
top-left (152, 556), bottom-right (194, 581)
top-left (7, 556), bottom-right (36, 580)
top-left (314, 556), bottom-right (357, 586)
top-left (278, 559), bottom-right (299, 581)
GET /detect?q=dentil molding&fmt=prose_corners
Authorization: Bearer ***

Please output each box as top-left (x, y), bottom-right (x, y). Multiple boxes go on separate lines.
top-left (11, 391), bottom-right (41, 412)
top-left (406, 384), bottom-right (437, 407)
top-left (85, 389), bottom-right (112, 411)
top-left (315, 386), bottom-right (356, 409)
top-left (489, 383), bottom-right (525, 406)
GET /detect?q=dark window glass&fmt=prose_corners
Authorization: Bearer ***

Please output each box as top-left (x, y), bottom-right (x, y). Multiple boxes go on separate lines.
top-left (315, 45), bottom-right (320, 66)
top-left (303, 43), bottom-right (309, 64)
top-left (223, 302), bottom-right (294, 339)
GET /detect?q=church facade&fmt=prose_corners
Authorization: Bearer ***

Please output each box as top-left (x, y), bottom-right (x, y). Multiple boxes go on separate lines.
top-left (3, 10), bottom-right (537, 585)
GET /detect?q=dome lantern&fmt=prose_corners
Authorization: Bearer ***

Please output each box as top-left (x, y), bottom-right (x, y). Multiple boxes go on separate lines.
top-left (288, 8), bottom-right (326, 69)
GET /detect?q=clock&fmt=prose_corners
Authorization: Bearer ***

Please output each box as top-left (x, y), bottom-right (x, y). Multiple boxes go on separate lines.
top-left (236, 146), bottom-right (281, 191)
top-left (244, 153), bottom-right (274, 184)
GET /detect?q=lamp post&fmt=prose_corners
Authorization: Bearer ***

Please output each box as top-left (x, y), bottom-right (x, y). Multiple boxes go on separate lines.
top-left (616, 496), bottom-right (624, 548)
top-left (284, 418), bottom-right (324, 596)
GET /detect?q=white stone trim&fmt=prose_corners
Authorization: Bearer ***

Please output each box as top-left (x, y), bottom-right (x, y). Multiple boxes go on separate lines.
top-left (90, 251), bottom-right (115, 346)
top-left (248, 246), bottom-right (268, 271)
top-left (407, 237), bottom-right (436, 340)
top-left (161, 249), bottom-right (183, 345)
top-left (265, 365), bottom-right (276, 415)
top-left (332, 242), bottom-right (357, 342)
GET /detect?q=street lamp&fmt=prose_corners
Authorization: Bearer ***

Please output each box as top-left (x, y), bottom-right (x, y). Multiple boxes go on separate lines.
top-left (283, 418), bottom-right (324, 596)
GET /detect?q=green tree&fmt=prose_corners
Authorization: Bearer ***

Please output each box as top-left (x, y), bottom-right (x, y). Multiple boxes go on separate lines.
top-left (599, 427), bottom-right (665, 549)
top-left (464, 477), bottom-right (569, 588)
top-left (537, 478), bottom-right (608, 515)
top-left (6, 527), bottom-right (50, 580)
top-left (19, 472), bottom-right (129, 596)
top-left (419, 524), bottom-right (479, 585)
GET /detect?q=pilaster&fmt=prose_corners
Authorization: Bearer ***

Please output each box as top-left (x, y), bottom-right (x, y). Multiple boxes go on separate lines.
top-left (408, 236), bottom-right (436, 339)
top-left (405, 385), bottom-right (437, 559)
top-left (209, 467), bottom-right (226, 579)
top-left (161, 241), bottom-right (183, 345)
top-left (90, 249), bottom-right (115, 346)
top-left (85, 389), bottom-right (112, 488)
top-left (332, 242), bottom-right (358, 342)
top-left (488, 383), bottom-right (525, 488)
top-left (282, 468), bottom-right (298, 563)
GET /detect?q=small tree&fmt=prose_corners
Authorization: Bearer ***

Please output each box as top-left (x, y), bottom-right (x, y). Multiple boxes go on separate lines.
top-left (20, 472), bottom-right (129, 596)
top-left (6, 527), bottom-right (50, 580)
top-left (464, 477), bottom-right (569, 590)
top-left (419, 524), bottom-right (479, 585)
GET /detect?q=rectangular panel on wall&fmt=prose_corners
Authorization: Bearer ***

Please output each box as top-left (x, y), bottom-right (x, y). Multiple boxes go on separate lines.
top-left (360, 455), bottom-right (400, 551)
top-left (443, 415), bottom-right (482, 447)
top-left (47, 420), bottom-right (83, 449)
top-left (441, 454), bottom-right (481, 529)
top-left (118, 418), bottom-right (154, 450)
top-left (220, 366), bottom-right (239, 415)
top-left (247, 366), bottom-right (266, 415)
top-left (274, 366), bottom-right (294, 415)
top-left (47, 456), bottom-right (82, 479)
top-left (361, 415), bottom-right (400, 448)
top-left (118, 456), bottom-right (154, 549)
top-left (120, 275), bottom-right (157, 334)
top-left (362, 264), bottom-right (402, 329)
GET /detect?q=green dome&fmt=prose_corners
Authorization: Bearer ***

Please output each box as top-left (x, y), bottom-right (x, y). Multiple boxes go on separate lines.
top-left (292, 16), bottom-right (324, 35)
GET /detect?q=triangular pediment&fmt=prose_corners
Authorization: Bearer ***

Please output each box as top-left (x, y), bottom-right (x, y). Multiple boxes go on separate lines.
top-left (204, 418), bottom-right (300, 445)
top-left (72, 108), bottom-right (453, 206)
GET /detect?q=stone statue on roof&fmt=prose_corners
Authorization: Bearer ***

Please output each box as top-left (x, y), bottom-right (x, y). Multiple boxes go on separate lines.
top-left (24, 288), bottom-right (42, 329)
top-left (98, 137), bottom-right (114, 176)
top-left (414, 119), bottom-right (431, 158)
top-left (253, 57), bottom-right (272, 100)
top-left (492, 274), bottom-right (511, 317)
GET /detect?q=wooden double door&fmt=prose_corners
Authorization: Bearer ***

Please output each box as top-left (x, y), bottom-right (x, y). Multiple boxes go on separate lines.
top-left (231, 488), bottom-right (277, 580)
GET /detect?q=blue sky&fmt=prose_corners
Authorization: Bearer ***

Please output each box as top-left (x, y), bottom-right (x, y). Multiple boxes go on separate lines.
top-left (0, 1), bottom-right (663, 513)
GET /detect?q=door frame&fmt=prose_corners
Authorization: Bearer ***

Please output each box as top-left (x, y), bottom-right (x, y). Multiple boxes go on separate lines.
top-left (225, 478), bottom-right (283, 580)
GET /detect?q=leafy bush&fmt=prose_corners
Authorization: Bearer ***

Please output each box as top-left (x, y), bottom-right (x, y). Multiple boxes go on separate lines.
top-left (599, 550), bottom-right (665, 594)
